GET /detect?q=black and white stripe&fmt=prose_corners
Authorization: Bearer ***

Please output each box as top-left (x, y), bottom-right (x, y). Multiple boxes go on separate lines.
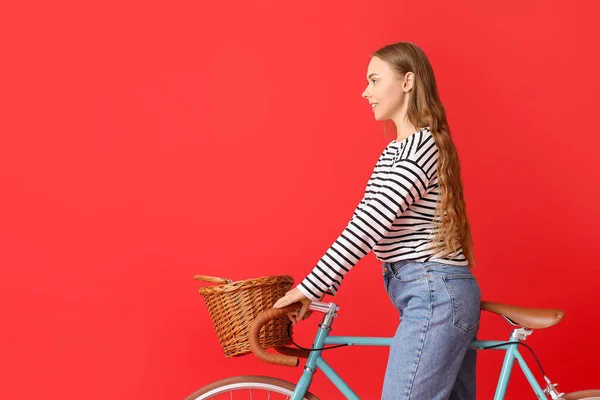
top-left (297, 127), bottom-right (469, 301)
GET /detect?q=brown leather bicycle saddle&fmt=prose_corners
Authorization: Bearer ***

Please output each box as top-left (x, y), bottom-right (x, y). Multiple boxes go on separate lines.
top-left (481, 301), bottom-right (565, 329)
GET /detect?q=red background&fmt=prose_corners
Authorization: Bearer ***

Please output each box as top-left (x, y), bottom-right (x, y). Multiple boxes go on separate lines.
top-left (1, 0), bottom-right (599, 398)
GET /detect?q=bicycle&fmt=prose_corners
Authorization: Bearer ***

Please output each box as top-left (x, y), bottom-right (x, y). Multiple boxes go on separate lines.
top-left (185, 300), bottom-right (600, 399)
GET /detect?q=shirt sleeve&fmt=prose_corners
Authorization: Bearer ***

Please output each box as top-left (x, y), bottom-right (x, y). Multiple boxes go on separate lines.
top-left (297, 158), bottom-right (432, 301)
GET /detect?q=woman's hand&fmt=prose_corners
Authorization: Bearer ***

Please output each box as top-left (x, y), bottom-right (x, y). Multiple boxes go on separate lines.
top-left (272, 287), bottom-right (312, 325)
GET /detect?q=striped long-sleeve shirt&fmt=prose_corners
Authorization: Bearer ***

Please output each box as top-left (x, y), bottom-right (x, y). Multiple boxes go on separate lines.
top-left (297, 127), bottom-right (469, 302)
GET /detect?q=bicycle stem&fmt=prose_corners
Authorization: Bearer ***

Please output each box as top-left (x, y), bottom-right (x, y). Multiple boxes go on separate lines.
top-left (309, 301), bottom-right (340, 330)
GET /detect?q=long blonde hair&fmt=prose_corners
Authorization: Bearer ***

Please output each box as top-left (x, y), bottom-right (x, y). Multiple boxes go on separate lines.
top-left (373, 42), bottom-right (475, 268)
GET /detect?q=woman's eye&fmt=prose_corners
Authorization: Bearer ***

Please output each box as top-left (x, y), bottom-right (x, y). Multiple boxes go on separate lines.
top-left (371, 79), bottom-right (378, 85)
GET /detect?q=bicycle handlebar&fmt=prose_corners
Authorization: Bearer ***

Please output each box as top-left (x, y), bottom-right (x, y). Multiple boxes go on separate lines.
top-left (249, 302), bottom-right (311, 367)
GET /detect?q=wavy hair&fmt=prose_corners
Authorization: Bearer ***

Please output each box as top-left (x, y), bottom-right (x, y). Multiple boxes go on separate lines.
top-left (373, 42), bottom-right (475, 268)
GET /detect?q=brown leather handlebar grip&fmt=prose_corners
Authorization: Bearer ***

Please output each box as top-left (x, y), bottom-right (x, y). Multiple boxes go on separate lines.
top-left (274, 345), bottom-right (311, 359)
top-left (249, 302), bottom-right (309, 367)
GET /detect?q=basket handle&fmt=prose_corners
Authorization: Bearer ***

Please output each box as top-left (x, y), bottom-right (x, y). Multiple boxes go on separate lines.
top-left (193, 275), bottom-right (233, 284)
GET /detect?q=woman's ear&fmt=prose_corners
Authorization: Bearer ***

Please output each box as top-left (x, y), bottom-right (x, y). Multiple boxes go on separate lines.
top-left (403, 72), bottom-right (415, 92)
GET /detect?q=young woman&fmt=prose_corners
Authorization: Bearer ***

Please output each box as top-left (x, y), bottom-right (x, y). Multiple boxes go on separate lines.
top-left (273, 41), bottom-right (481, 400)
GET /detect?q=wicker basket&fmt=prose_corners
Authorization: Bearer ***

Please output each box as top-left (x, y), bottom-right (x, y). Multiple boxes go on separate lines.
top-left (194, 274), bottom-right (295, 357)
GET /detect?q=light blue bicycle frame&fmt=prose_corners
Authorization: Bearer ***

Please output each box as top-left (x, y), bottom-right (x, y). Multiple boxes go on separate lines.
top-left (290, 324), bottom-right (548, 399)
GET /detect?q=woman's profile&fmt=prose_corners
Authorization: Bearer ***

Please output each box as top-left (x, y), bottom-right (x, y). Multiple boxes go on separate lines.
top-left (273, 41), bottom-right (481, 400)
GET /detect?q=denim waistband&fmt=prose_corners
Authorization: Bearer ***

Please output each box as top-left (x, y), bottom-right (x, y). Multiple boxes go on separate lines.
top-left (383, 259), bottom-right (472, 276)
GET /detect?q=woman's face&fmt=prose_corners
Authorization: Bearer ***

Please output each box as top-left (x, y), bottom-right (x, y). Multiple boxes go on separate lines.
top-left (362, 56), bottom-right (412, 121)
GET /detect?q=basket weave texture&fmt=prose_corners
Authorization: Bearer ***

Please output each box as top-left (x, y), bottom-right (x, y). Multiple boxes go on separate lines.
top-left (194, 274), bottom-right (294, 357)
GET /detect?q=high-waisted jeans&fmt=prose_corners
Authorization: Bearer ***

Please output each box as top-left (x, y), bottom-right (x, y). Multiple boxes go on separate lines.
top-left (380, 259), bottom-right (481, 400)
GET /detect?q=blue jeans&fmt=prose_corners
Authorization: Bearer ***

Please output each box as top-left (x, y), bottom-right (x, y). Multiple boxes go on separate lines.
top-left (381, 260), bottom-right (481, 400)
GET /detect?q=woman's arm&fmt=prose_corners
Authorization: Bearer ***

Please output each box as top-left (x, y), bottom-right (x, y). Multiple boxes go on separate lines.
top-left (297, 156), bottom-right (432, 301)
